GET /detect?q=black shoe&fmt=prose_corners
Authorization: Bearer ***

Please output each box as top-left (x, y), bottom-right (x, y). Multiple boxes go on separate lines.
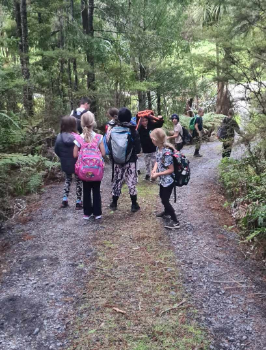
top-left (164, 220), bottom-right (180, 230)
top-left (60, 200), bottom-right (69, 208)
top-left (110, 201), bottom-right (118, 210)
top-left (131, 203), bottom-right (140, 213)
top-left (194, 153), bottom-right (203, 157)
top-left (145, 175), bottom-right (150, 180)
top-left (156, 211), bottom-right (167, 218)
top-left (75, 201), bottom-right (83, 210)
top-left (138, 170), bottom-right (141, 175)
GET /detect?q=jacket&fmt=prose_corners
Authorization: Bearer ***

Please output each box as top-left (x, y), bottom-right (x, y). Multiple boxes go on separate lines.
top-left (54, 132), bottom-right (77, 174)
top-left (138, 118), bottom-right (164, 153)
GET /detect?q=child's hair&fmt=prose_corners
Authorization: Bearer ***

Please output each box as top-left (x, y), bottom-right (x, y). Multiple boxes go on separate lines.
top-left (81, 111), bottom-right (97, 143)
top-left (150, 128), bottom-right (175, 151)
top-left (228, 108), bottom-right (234, 117)
top-left (108, 107), bottom-right (118, 120)
top-left (60, 116), bottom-right (77, 133)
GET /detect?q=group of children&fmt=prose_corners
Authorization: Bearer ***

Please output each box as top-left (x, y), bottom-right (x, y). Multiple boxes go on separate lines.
top-left (54, 99), bottom-right (188, 229)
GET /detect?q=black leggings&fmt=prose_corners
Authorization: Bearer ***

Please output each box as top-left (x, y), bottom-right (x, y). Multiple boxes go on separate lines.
top-left (159, 183), bottom-right (178, 222)
top-left (83, 181), bottom-right (102, 216)
top-left (222, 143), bottom-right (232, 158)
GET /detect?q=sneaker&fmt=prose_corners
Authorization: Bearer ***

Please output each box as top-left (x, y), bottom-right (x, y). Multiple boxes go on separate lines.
top-left (60, 200), bottom-right (69, 208)
top-left (164, 220), bottom-right (180, 230)
top-left (110, 202), bottom-right (118, 210)
top-left (137, 170), bottom-right (141, 175)
top-left (194, 153), bottom-right (203, 157)
top-left (156, 211), bottom-right (167, 218)
top-left (145, 175), bottom-right (150, 181)
top-left (131, 203), bottom-right (140, 213)
top-left (95, 215), bottom-right (102, 220)
top-left (83, 214), bottom-right (93, 220)
top-left (75, 201), bottom-right (83, 210)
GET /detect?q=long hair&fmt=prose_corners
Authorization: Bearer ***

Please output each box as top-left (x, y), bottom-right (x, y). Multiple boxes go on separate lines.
top-left (81, 111), bottom-right (96, 143)
top-left (108, 107), bottom-right (118, 120)
top-left (150, 128), bottom-right (175, 151)
top-left (60, 116), bottom-right (77, 133)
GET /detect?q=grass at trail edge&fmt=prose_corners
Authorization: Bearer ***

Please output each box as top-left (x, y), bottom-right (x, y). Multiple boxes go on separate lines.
top-left (67, 179), bottom-right (209, 350)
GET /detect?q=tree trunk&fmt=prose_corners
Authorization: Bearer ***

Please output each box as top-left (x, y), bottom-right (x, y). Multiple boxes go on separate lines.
top-left (14, 0), bottom-right (34, 117)
top-left (138, 59), bottom-right (146, 110)
top-left (216, 81), bottom-right (231, 115)
top-left (147, 91), bottom-right (152, 110)
top-left (157, 91), bottom-right (161, 115)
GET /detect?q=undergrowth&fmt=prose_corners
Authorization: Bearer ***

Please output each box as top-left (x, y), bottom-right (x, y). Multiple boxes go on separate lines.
top-left (67, 180), bottom-right (209, 350)
top-left (0, 153), bottom-right (60, 222)
top-left (219, 157), bottom-right (266, 242)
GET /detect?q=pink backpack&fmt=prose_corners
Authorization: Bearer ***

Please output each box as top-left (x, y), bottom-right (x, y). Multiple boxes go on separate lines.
top-left (74, 134), bottom-right (104, 182)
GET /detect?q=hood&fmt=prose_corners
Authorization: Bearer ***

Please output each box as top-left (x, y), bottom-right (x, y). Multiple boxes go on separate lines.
top-left (60, 132), bottom-right (75, 146)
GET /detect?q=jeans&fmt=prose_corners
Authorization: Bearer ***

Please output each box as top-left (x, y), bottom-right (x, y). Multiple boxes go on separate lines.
top-left (83, 181), bottom-right (102, 216)
top-left (159, 183), bottom-right (178, 222)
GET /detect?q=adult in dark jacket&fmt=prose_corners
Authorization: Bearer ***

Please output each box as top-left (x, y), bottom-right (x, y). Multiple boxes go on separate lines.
top-left (138, 115), bottom-right (164, 180)
top-left (54, 116), bottom-right (82, 209)
top-left (221, 108), bottom-right (241, 158)
top-left (109, 108), bottom-right (141, 213)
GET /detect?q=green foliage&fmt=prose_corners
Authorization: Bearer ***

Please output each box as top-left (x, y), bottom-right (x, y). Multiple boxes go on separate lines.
top-left (219, 157), bottom-right (266, 241)
top-left (0, 153), bottom-right (60, 222)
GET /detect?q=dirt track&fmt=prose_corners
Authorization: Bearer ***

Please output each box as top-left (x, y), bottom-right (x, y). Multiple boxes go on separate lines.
top-left (0, 141), bottom-right (266, 350)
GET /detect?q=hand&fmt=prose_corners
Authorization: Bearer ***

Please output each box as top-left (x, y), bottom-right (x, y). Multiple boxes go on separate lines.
top-left (158, 115), bottom-right (163, 119)
top-left (151, 173), bottom-right (159, 180)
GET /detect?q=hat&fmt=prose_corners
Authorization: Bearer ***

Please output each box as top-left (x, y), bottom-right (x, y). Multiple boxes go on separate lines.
top-left (118, 107), bottom-right (132, 123)
top-left (170, 114), bottom-right (179, 120)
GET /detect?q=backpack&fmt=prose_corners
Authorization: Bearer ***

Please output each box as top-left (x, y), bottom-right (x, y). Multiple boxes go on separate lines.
top-left (72, 109), bottom-right (88, 134)
top-left (75, 134), bottom-right (104, 182)
top-left (189, 115), bottom-right (197, 131)
top-left (108, 126), bottom-right (133, 164)
top-left (181, 126), bottom-right (192, 145)
top-left (163, 149), bottom-right (190, 202)
top-left (217, 118), bottom-right (229, 140)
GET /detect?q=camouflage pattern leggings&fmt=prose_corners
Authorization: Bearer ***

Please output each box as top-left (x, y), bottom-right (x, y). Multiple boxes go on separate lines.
top-left (112, 162), bottom-right (137, 197)
top-left (63, 173), bottom-right (82, 201)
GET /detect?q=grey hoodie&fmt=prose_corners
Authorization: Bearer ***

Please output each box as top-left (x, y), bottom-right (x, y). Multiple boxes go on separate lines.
top-left (54, 132), bottom-right (77, 174)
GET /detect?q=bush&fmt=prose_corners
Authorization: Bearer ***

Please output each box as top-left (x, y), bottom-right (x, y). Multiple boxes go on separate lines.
top-left (0, 153), bottom-right (60, 223)
top-left (219, 157), bottom-right (266, 241)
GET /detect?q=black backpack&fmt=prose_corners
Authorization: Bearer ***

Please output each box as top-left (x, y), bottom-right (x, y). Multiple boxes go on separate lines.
top-left (72, 109), bottom-right (88, 134)
top-left (217, 118), bottom-right (229, 140)
top-left (181, 126), bottom-right (192, 145)
top-left (163, 149), bottom-right (191, 202)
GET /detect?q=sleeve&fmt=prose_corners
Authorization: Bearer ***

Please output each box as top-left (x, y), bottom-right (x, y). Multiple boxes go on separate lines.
top-left (97, 134), bottom-right (103, 146)
top-left (54, 135), bottom-right (60, 156)
top-left (73, 139), bottom-right (81, 148)
top-left (133, 130), bottom-right (141, 154)
top-left (149, 118), bottom-right (164, 130)
top-left (163, 153), bottom-right (173, 168)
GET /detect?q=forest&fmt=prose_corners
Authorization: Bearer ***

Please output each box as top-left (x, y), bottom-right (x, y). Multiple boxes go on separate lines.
top-left (0, 0), bottom-right (266, 245)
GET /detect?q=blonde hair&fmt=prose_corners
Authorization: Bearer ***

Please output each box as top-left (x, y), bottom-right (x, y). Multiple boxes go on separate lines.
top-left (81, 111), bottom-right (96, 142)
top-left (150, 128), bottom-right (175, 151)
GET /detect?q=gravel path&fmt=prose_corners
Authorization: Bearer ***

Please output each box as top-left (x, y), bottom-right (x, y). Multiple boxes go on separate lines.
top-left (169, 141), bottom-right (266, 350)
top-left (1, 141), bottom-right (266, 350)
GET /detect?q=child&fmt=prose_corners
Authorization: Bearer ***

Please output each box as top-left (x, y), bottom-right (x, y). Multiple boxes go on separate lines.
top-left (138, 114), bottom-right (164, 180)
top-left (54, 116), bottom-right (83, 209)
top-left (150, 128), bottom-right (180, 230)
top-left (105, 107), bottom-right (119, 134)
top-left (73, 112), bottom-right (105, 220)
top-left (167, 114), bottom-right (183, 151)
top-left (109, 107), bottom-right (141, 212)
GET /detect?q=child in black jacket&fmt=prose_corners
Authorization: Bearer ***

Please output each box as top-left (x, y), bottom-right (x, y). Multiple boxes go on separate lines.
top-left (54, 116), bottom-right (82, 209)
top-left (138, 115), bottom-right (164, 180)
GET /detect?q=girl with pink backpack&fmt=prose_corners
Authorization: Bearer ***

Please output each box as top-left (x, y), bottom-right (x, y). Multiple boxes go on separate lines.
top-left (73, 112), bottom-right (105, 220)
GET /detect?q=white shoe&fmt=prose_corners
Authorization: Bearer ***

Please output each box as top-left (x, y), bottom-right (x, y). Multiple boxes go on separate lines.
top-left (95, 215), bottom-right (102, 220)
top-left (83, 214), bottom-right (93, 220)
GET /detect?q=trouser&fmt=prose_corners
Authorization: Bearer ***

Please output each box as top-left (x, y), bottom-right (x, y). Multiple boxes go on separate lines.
top-left (222, 142), bottom-right (233, 158)
top-left (175, 142), bottom-right (183, 151)
top-left (194, 135), bottom-right (202, 153)
top-left (83, 181), bottom-right (102, 216)
top-left (63, 173), bottom-right (82, 201)
top-left (159, 183), bottom-right (178, 222)
top-left (112, 162), bottom-right (137, 197)
top-left (144, 152), bottom-right (156, 176)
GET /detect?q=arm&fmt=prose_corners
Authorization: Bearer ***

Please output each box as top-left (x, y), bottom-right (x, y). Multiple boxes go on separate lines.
top-left (167, 131), bottom-right (179, 140)
top-left (54, 138), bottom-right (60, 157)
top-left (73, 145), bottom-right (79, 158)
top-left (99, 140), bottom-right (105, 157)
top-left (134, 130), bottom-right (141, 154)
top-left (152, 164), bottom-right (174, 179)
top-left (149, 116), bottom-right (164, 130)
top-left (151, 161), bottom-right (158, 177)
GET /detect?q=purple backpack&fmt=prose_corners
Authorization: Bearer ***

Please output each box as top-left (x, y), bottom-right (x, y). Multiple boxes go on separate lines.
top-left (75, 134), bottom-right (104, 182)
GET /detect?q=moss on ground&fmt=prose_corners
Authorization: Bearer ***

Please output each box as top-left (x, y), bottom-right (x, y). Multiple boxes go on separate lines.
top-left (68, 179), bottom-right (209, 350)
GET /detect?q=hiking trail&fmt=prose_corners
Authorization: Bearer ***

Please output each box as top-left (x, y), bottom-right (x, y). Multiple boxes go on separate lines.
top-left (0, 141), bottom-right (266, 350)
